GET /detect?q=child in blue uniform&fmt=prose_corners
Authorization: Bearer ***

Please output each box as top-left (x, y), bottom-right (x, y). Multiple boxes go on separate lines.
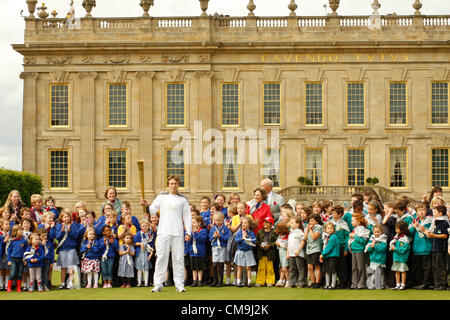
top-left (234, 216), bottom-right (257, 287)
top-left (55, 210), bottom-right (80, 290)
top-left (6, 225), bottom-right (27, 292)
top-left (24, 233), bottom-right (45, 292)
top-left (118, 232), bottom-right (135, 288)
top-left (80, 227), bottom-right (102, 288)
top-left (320, 222), bottom-right (340, 289)
top-left (37, 228), bottom-right (54, 291)
top-left (365, 224), bottom-right (388, 289)
top-left (209, 212), bottom-right (231, 287)
top-left (134, 219), bottom-right (155, 287)
top-left (0, 218), bottom-right (11, 291)
top-left (389, 220), bottom-right (411, 290)
top-left (189, 216), bottom-right (208, 287)
top-left (409, 203), bottom-right (433, 289)
top-left (100, 225), bottom-right (119, 288)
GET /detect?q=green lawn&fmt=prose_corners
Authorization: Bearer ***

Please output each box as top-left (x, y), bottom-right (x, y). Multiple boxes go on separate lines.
top-left (1, 272), bottom-right (449, 300)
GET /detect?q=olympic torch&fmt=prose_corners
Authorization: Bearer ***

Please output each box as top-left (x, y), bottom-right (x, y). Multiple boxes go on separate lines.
top-left (137, 160), bottom-right (146, 215)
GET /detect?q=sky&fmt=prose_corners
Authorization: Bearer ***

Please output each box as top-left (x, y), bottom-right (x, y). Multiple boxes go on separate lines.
top-left (0, 0), bottom-right (448, 171)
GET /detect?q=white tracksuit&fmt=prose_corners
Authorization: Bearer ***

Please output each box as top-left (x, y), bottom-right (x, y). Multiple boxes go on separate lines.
top-left (149, 192), bottom-right (191, 289)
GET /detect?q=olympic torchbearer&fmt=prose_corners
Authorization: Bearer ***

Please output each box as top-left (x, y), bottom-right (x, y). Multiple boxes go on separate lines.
top-left (141, 175), bottom-right (192, 292)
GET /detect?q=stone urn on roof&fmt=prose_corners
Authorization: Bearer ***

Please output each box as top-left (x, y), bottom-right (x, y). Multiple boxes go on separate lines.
top-left (82, 0), bottom-right (96, 17)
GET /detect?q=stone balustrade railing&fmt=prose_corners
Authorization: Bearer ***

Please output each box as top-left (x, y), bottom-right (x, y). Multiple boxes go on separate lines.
top-left (279, 185), bottom-right (418, 206)
top-left (28, 14), bottom-right (450, 34)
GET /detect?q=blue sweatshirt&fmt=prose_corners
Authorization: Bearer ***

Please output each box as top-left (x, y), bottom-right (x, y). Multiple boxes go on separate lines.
top-left (99, 237), bottom-right (119, 259)
top-left (189, 228), bottom-right (208, 257)
top-left (134, 231), bottom-right (156, 258)
top-left (55, 223), bottom-right (80, 251)
top-left (209, 224), bottom-right (231, 248)
top-left (7, 237), bottom-right (28, 262)
top-left (321, 234), bottom-right (340, 258)
top-left (24, 244), bottom-right (45, 268)
top-left (80, 239), bottom-right (102, 260)
top-left (235, 229), bottom-right (256, 252)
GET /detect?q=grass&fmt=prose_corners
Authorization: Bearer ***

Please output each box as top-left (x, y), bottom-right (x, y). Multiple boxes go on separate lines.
top-left (1, 272), bottom-right (449, 300)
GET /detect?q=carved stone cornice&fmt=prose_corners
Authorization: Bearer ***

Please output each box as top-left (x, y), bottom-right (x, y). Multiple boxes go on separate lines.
top-left (78, 71), bottom-right (98, 79)
top-left (161, 54), bottom-right (189, 64)
top-left (20, 72), bottom-right (39, 80)
top-left (107, 71), bottom-right (127, 82)
top-left (46, 56), bottom-right (73, 65)
top-left (50, 71), bottom-right (70, 83)
top-left (194, 70), bottom-right (215, 79)
top-left (104, 55), bottom-right (130, 64)
top-left (23, 56), bottom-right (37, 65)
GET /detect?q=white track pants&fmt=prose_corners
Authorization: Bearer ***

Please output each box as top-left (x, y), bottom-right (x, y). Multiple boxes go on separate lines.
top-left (153, 234), bottom-right (185, 288)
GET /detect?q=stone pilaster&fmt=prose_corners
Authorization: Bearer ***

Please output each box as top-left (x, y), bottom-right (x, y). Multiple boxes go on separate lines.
top-left (78, 71), bottom-right (98, 198)
top-left (194, 71), bottom-right (214, 193)
top-left (136, 71), bottom-right (156, 194)
top-left (20, 72), bottom-right (39, 174)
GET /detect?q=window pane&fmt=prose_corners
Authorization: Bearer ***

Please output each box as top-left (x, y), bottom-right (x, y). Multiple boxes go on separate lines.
top-left (431, 82), bottom-right (448, 125)
top-left (432, 149), bottom-right (449, 187)
top-left (50, 84), bottom-right (69, 127)
top-left (222, 83), bottom-right (239, 126)
top-left (306, 149), bottom-right (323, 186)
top-left (389, 82), bottom-right (407, 125)
top-left (263, 149), bottom-right (280, 188)
top-left (167, 83), bottom-right (185, 126)
top-left (167, 149), bottom-right (185, 188)
top-left (306, 83), bottom-right (323, 125)
top-left (348, 149), bottom-right (365, 186)
top-left (108, 150), bottom-right (127, 188)
top-left (263, 83), bottom-right (281, 125)
top-left (223, 149), bottom-right (238, 188)
top-left (390, 148), bottom-right (407, 188)
top-left (347, 82), bottom-right (365, 125)
top-left (50, 150), bottom-right (69, 188)
top-left (108, 84), bottom-right (127, 126)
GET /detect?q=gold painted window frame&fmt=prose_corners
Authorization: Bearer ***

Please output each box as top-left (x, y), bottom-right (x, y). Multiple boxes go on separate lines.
top-left (262, 82), bottom-right (282, 126)
top-left (346, 148), bottom-right (365, 186)
top-left (165, 148), bottom-right (186, 189)
top-left (346, 82), bottom-right (366, 126)
top-left (305, 82), bottom-right (324, 127)
top-left (221, 149), bottom-right (239, 190)
top-left (107, 83), bottom-right (129, 128)
top-left (165, 82), bottom-right (186, 128)
top-left (431, 147), bottom-right (449, 189)
top-left (389, 147), bottom-right (408, 190)
top-left (49, 83), bottom-right (70, 128)
top-left (430, 81), bottom-right (449, 126)
top-left (48, 149), bottom-right (70, 190)
top-left (305, 148), bottom-right (323, 186)
top-left (106, 149), bottom-right (128, 190)
top-left (221, 82), bottom-right (240, 127)
top-left (388, 81), bottom-right (408, 126)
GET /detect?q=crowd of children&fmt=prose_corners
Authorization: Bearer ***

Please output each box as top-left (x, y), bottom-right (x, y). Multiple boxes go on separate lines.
top-left (0, 185), bottom-right (449, 293)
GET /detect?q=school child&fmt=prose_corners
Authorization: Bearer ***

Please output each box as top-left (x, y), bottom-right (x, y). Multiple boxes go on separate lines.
top-left (199, 196), bottom-right (212, 227)
top-left (305, 214), bottom-right (323, 288)
top-left (344, 200), bottom-right (364, 233)
top-left (36, 228), bottom-right (53, 291)
top-left (299, 206), bottom-right (312, 231)
top-left (214, 194), bottom-right (228, 219)
top-left (148, 213), bottom-right (159, 286)
top-left (30, 194), bottom-right (44, 224)
top-left (364, 224), bottom-right (388, 290)
top-left (321, 200), bottom-right (334, 223)
top-left (234, 216), bottom-right (257, 287)
top-left (224, 205), bottom-right (237, 285)
top-left (275, 221), bottom-right (290, 287)
top-left (274, 206), bottom-right (294, 229)
top-left (43, 196), bottom-right (59, 221)
top-left (393, 201), bottom-right (414, 227)
top-left (295, 203), bottom-right (305, 218)
top-left (390, 220), bottom-right (411, 290)
top-left (117, 214), bottom-right (137, 245)
top-left (119, 201), bottom-right (141, 232)
top-left (20, 217), bottom-right (35, 291)
top-left (209, 212), bottom-right (231, 287)
top-left (348, 213), bottom-right (370, 289)
top-left (409, 203), bottom-right (433, 289)
top-left (100, 225), bottom-right (119, 288)
top-left (382, 201), bottom-right (397, 287)
top-left (320, 222), bottom-right (340, 289)
top-left (330, 205), bottom-right (350, 288)
top-left (0, 219), bottom-right (11, 290)
top-left (287, 216), bottom-right (306, 288)
top-left (366, 200), bottom-right (384, 234)
top-left (118, 232), bottom-right (136, 288)
top-left (189, 216), bottom-right (208, 287)
top-left (255, 216), bottom-right (277, 287)
top-left (24, 233), bottom-right (45, 292)
top-left (134, 219), bottom-right (155, 287)
top-left (6, 225), bottom-right (27, 292)
top-left (426, 205), bottom-right (449, 290)
top-left (80, 227), bottom-right (102, 288)
top-left (184, 229), bottom-right (193, 287)
top-left (55, 209), bottom-right (80, 290)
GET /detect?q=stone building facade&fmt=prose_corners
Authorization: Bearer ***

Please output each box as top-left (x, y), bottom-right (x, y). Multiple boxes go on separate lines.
top-left (13, 1), bottom-right (450, 210)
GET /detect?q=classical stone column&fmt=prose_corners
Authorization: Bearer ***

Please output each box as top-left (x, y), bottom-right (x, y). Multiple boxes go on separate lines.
top-left (136, 71), bottom-right (156, 194)
top-left (20, 72), bottom-right (39, 174)
top-left (194, 71), bottom-right (214, 193)
top-left (78, 71), bottom-right (98, 198)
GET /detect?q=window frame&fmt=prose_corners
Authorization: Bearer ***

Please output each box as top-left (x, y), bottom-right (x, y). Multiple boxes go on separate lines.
top-left (106, 149), bottom-right (128, 190)
top-left (305, 148), bottom-right (323, 186)
top-left (221, 149), bottom-right (239, 190)
top-left (165, 148), bottom-right (186, 189)
top-left (388, 81), bottom-right (408, 127)
top-left (49, 83), bottom-right (70, 128)
top-left (220, 82), bottom-right (240, 128)
top-left (431, 147), bottom-right (449, 189)
top-left (107, 82), bottom-right (129, 128)
top-left (48, 149), bottom-right (70, 190)
top-left (346, 82), bottom-right (366, 126)
top-left (262, 82), bottom-right (282, 126)
top-left (389, 147), bottom-right (408, 190)
top-left (346, 148), bottom-right (365, 186)
top-left (165, 82), bottom-right (186, 128)
top-left (430, 81), bottom-right (449, 126)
